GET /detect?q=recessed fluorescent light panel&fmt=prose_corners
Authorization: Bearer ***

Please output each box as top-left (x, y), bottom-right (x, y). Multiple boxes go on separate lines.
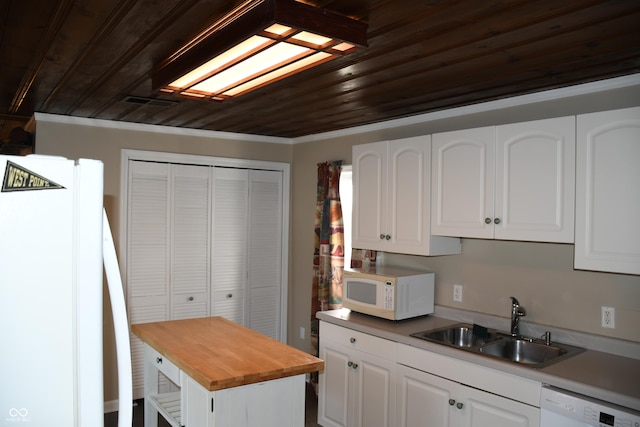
top-left (152, 0), bottom-right (367, 101)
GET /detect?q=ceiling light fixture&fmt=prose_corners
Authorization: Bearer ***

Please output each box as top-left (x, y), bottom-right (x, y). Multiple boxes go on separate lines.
top-left (152, 0), bottom-right (368, 101)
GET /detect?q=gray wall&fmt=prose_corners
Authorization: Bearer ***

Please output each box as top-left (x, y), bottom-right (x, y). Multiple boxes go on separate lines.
top-left (288, 82), bottom-right (640, 352)
top-left (32, 77), bottom-right (640, 404)
top-left (33, 117), bottom-right (292, 403)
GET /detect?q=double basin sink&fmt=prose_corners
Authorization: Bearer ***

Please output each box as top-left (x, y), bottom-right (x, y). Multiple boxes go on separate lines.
top-left (410, 323), bottom-right (585, 368)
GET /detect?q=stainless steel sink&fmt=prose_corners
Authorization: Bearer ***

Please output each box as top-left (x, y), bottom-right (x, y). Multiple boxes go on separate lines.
top-left (479, 338), bottom-right (583, 367)
top-left (410, 323), bottom-right (585, 368)
top-left (411, 323), bottom-right (502, 348)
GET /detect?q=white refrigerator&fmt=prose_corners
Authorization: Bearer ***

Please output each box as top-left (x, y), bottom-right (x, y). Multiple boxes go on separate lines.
top-left (0, 155), bottom-right (132, 426)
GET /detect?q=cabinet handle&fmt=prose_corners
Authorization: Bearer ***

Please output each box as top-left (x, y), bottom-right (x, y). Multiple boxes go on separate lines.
top-left (494, 218), bottom-right (501, 225)
top-left (385, 234), bottom-right (391, 240)
top-left (379, 234), bottom-right (385, 240)
top-left (351, 363), bottom-right (358, 370)
top-left (156, 357), bottom-right (162, 364)
top-left (188, 296), bottom-right (194, 301)
top-left (350, 337), bottom-right (356, 344)
top-left (484, 218), bottom-right (492, 224)
top-left (448, 399), bottom-right (455, 406)
top-left (347, 361), bottom-right (353, 368)
top-left (456, 402), bottom-right (464, 409)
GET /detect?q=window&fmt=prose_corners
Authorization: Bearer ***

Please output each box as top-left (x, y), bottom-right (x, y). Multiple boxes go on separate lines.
top-left (340, 165), bottom-right (352, 268)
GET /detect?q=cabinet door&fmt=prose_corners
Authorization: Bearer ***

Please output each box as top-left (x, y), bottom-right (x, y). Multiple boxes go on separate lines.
top-left (459, 384), bottom-right (539, 427)
top-left (352, 141), bottom-right (388, 251)
top-left (352, 349), bottom-right (396, 427)
top-left (171, 164), bottom-right (211, 319)
top-left (397, 365), bottom-right (454, 427)
top-left (494, 117), bottom-right (575, 243)
top-left (387, 136), bottom-right (431, 254)
top-left (432, 127), bottom-right (495, 238)
top-left (318, 343), bottom-right (351, 427)
top-left (575, 107), bottom-right (640, 275)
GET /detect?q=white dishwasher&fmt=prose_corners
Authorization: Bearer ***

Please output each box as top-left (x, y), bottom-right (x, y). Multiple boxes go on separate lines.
top-left (540, 386), bottom-right (640, 427)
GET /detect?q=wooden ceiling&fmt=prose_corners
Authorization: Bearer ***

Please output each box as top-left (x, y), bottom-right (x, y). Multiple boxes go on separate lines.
top-left (2, 0), bottom-right (640, 144)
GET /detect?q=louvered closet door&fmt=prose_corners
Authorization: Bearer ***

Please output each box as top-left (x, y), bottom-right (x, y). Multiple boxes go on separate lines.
top-left (211, 168), bottom-right (249, 325)
top-left (247, 170), bottom-right (283, 341)
top-left (170, 164), bottom-right (211, 319)
top-left (127, 160), bottom-right (171, 398)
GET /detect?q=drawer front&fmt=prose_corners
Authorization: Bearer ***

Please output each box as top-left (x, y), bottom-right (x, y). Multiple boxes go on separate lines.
top-left (148, 346), bottom-right (181, 386)
top-left (320, 321), bottom-right (396, 361)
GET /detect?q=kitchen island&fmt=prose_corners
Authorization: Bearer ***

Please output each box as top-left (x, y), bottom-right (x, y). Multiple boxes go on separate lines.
top-left (132, 316), bottom-right (324, 427)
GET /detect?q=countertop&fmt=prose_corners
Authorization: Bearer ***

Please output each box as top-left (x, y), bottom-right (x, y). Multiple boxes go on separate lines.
top-left (317, 308), bottom-right (640, 411)
top-left (132, 316), bottom-right (324, 391)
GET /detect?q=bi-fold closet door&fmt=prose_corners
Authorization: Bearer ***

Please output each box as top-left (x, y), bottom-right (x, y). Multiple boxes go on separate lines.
top-left (211, 167), bottom-right (284, 340)
top-left (126, 160), bottom-right (284, 398)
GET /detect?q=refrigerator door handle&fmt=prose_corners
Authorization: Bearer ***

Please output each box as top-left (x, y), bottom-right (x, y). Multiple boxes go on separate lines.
top-left (103, 209), bottom-right (133, 427)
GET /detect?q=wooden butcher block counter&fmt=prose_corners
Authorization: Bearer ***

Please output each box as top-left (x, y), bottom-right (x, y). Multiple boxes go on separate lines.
top-left (132, 316), bottom-right (324, 391)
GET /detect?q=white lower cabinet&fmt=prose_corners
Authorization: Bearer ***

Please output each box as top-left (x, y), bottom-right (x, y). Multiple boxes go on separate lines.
top-left (397, 364), bottom-right (539, 427)
top-left (318, 322), bottom-right (397, 427)
top-left (318, 322), bottom-right (542, 427)
top-left (397, 343), bottom-right (540, 427)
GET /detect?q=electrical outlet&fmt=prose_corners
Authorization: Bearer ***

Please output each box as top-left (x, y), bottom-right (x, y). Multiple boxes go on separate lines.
top-left (300, 326), bottom-right (306, 340)
top-left (601, 306), bottom-right (615, 328)
top-left (453, 284), bottom-right (463, 302)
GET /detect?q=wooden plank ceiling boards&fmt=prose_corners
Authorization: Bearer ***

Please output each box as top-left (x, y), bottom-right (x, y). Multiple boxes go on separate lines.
top-left (1, 0), bottom-right (639, 141)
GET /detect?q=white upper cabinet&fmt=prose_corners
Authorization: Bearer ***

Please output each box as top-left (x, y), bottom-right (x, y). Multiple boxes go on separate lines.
top-left (575, 106), bottom-right (640, 275)
top-left (431, 116), bottom-right (575, 243)
top-left (352, 136), bottom-right (461, 256)
top-left (431, 126), bottom-right (495, 239)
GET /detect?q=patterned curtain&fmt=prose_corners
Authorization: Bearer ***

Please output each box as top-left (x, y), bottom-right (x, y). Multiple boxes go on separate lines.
top-left (310, 161), bottom-right (344, 361)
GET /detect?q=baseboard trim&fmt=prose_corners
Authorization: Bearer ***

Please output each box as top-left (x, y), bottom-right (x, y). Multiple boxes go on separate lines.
top-left (104, 399), bottom-right (138, 414)
top-left (104, 400), bottom-right (119, 414)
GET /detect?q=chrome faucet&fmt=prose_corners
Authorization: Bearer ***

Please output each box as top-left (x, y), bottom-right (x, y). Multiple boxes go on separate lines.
top-left (510, 296), bottom-right (526, 337)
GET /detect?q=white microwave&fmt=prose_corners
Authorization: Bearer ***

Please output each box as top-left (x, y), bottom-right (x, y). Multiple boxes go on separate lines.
top-left (342, 266), bottom-right (435, 320)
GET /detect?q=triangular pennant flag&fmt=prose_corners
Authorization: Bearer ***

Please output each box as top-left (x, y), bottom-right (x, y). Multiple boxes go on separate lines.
top-left (2, 161), bottom-right (66, 192)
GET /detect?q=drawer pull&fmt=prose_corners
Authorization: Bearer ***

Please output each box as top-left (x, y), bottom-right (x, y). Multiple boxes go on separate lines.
top-left (227, 293), bottom-right (233, 298)
top-left (156, 357), bottom-right (162, 364)
top-left (188, 296), bottom-right (194, 301)
top-left (350, 337), bottom-right (356, 344)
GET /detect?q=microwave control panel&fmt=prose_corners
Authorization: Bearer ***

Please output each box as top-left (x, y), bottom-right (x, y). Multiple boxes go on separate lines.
top-left (384, 281), bottom-right (394, 309)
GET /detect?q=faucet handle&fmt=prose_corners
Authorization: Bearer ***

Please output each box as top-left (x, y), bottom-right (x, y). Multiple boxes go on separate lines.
top-left (510, 296), bottom-right (526, 316)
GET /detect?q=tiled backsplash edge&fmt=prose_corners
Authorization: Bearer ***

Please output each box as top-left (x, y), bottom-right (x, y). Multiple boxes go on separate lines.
top-left (434, 305), bottom-right (640, 360)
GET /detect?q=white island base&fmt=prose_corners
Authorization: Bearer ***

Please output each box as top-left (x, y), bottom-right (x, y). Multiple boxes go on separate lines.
top-left (143, 343), bottom-right (306, 427)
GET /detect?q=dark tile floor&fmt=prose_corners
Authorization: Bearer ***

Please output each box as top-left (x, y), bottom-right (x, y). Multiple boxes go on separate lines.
top-left (105, 381), bottom-right (320, 426)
